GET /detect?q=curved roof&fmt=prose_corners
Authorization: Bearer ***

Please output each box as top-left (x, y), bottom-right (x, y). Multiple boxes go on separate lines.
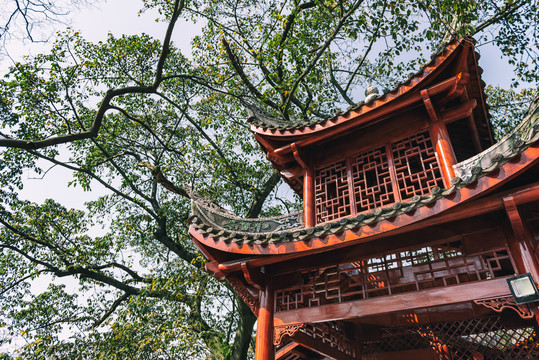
top-left (191, 95), bottom-right (539, 255)
top-left (248, 37), bottom-right (487, 138)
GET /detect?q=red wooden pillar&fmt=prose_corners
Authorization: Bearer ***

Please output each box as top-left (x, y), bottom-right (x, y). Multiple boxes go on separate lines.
top-left (303, 168), bottom-right (315, 228)
top-left (503, 196), bottom-right (539, 281)
top-left (255, 283), bottom-right (275, 360)
top-left (430, 120), bottom-right (457, 187)
top-left (292, 143), bottom-right (315, 228)
top-left (422, 89), bottom-right (457, 187)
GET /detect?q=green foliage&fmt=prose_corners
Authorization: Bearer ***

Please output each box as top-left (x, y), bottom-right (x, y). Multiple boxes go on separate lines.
top-left (486, 86), bottom-right (539, 140)
top-left (0, 0), bottom-right (537, 359)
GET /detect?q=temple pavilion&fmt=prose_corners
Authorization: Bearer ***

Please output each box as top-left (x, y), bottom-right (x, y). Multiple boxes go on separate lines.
top-left (189, 37), bottom-right (539, 360)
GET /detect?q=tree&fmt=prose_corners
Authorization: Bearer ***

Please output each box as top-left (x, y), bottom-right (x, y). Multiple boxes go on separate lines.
top-left (0, 0), bottom-right (537, 359)
top-left (1, 0), bottom-right (92, 44)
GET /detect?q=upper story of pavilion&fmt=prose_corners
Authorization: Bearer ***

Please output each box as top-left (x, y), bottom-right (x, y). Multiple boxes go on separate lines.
top-left (189, 37), bottom-right (539, 258)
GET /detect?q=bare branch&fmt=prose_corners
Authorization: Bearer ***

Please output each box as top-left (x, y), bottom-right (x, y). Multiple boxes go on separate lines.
top-left (0, 0), bottom-right (185, 150)
top-left (282, 0), bottom-right (364, 114)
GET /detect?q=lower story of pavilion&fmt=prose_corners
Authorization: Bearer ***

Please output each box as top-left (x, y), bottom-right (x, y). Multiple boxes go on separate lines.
top-left (228, 182), bottom-right (539, 360)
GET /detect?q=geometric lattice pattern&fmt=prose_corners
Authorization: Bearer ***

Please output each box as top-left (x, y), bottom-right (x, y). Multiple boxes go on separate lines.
top-left (351, 146), bottom-right (395, 213)
top-left (314, 131), bottom-right (443, 224)
top-left (362, 316), bottom-right (539, 360)
top-left (302, 322), bottom-right (355, 358)
top-left (275, 241), bottom-right (515, 312)
top-left (392, 131), bottom-right (443, 200)
top-left (315, 160), bottom-right (351, 223)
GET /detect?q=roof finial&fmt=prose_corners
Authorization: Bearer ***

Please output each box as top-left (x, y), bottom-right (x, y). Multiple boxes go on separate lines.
top-left (365, 85), bottom-right (379, 104)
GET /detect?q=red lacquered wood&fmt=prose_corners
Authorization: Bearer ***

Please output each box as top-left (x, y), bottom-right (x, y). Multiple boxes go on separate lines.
top-left (430, 120), bottom-right (457, 187)
top-left (275, 341), bottom-right (300, 360)
top-left (273, 278), bottom-right (510, 327)
top-left (503, 196), bottom-right (539, 282)
top-left (366, 348), bottom-right (440, 360)
top-left (266, 74), bottom-right (463, 158)
top-left (441, 99), bottom-right (477, 123)
top-left (291, 331), bottom-right (355, 360)
top-left (192, 144), bottom-right (539, 256)
top-left (422, 88), bottom-right (458, 187)
top-left (303, 167), bottom-right (315, 228)
top-left (255, 284), bottom-right (275, 360)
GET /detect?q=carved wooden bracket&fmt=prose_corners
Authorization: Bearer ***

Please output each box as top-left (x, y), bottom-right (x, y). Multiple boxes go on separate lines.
top-left (274, 323), bottom-right (305, 346)
top-left (291, 143), bottom-right (309, 170)
top-left (241, 262), bottom-right (264, 291)
top-left (205, 260), bottom-right (226, 281)
top-left (228, 277), bottom-right (259, 314)
top-left (474, 295), bottom-right (534, 319)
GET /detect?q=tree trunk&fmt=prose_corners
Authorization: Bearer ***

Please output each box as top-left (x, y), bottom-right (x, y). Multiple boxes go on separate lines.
top-left (229, 295), bottom-right (257, 360)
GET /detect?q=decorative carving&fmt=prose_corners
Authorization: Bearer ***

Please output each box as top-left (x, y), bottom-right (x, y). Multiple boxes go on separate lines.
top-left (391, 131), bottom-right (443, 200)
top-left (228, 277), bottom-right (258, 314)
top-left (351, 146), bottom-right (395, 213)
top-left (315, 160), bottom-right (351, 223)
top-left (474, 295), bottom-right (534, 319)
top-left (274, 323), bottom-right (304, 345)
top-left (303, 322), bottom-right (355, 356)
top-left (276, 240), bottom-right (514, 312)
top-left (363, 316), bottom-right (539, 360)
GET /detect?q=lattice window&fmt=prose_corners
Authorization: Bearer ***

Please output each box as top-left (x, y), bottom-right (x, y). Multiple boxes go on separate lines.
top-left (275, 241), bottom-right (515, 312)
top-left (315, 160), bottom-right (351, 223)
top-left (313, 131), bottom-right (445, 224)
top-left (351, 146), bottom-right (395, 213)
top-left (362, 316), bottom-right (539, 360)
top-left (392, 132), bottom-right (443, 200)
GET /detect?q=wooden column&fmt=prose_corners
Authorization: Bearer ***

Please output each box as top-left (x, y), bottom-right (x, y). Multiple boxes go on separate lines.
top-left (503, 196), bottom-right (539, 281)
top-left (292, 143), bottom-right (315, 227)
top-left (303, 168), bottom-right (315, 228)
top-left (255, 283), bottom-right (275, 360)
top-left (503, 196), bottom-right (539, 326)
top-left (422, 89), bottom-right (457, 187)
top-left (430, 120), bottom-right (457, 186)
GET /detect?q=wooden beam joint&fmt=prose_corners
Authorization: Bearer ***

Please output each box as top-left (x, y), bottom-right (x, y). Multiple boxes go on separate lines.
top-left (241, 262), bottom-right (265, 291)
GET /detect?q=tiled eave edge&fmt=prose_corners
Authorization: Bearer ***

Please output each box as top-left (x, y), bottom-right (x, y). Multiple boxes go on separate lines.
top-left (248, 38), bottom-right (463, 136)
top-left (190, 96), bottom-right (539, 255)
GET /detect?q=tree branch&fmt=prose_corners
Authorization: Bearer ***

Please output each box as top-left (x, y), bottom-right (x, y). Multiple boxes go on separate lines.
top-left (137, 162), bottom-right (191, 198)
top-left (93, 292), bottom-right (131, 328)
top-left (282, 0), bottom-right (363, 115)
top-left (0, 0), bottom-right (185, 150)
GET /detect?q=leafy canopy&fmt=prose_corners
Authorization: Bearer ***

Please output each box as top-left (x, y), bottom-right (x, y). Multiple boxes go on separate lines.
top-left (0, 0), bottom-right (537, 359)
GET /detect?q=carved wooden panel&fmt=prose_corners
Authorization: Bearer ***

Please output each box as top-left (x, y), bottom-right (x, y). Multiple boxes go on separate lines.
top-left (392, 131), bottom-right (443, 200)
top-left (315, 160), bottom-right (351, 223)
top-left (274, 324), bottom-right (304, 346)
top-left (363, 316), bottom-right (539, 360)
top-left (302, 322), bottom-right (355, 357)
top-left (474, 295), bottom-right (534, 319)
top-left (351, 146), bottom-right (395, 213)
top-left (275, 241), bottom-right (515, 311)
top-left (314, 131), bottom-right (444, 224)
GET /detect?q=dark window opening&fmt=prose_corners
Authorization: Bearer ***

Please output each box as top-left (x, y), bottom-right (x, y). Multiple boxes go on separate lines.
top-left (446, 118), bottom-right (479, 162)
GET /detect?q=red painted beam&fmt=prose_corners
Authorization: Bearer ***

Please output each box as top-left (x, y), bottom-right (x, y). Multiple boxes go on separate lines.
top-left (274, 278), bottom-right (511, 327)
